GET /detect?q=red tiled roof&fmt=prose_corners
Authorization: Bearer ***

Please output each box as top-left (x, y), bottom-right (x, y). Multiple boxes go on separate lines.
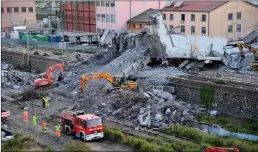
top-left (161, 1), bottom-right (228, 12)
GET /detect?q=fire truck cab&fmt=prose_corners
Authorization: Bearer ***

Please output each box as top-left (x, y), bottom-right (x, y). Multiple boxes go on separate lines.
top-left (60, 111), bottom-right (104, 141)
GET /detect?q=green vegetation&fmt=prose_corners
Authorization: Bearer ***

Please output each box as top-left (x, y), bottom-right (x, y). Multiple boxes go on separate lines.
top-left (2, 132), bottom-right (43, 152)
top-left (63, 142), bottom-right (91, 152)
top-left (165, 124), bottom-right (258, 152)
top-left (104, 127), bottom-right (202, 152)
top-left (200, 85), bottom-right (214, 109)
top-left (213, 79), bottom-right (226, 84)
top-left (45, 145), bottom-right (54, 152)
top-left (197, 114), bottom-right (258, 135)
top-left (53, 50), bottom-right (65, 55)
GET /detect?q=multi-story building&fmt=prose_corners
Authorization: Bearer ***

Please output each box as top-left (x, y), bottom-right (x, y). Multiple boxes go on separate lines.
top-left (61, 1), bottom-right (96, 33)
top-left (160, 1), bottom-right (258, 40)
top-left (1, 0), bottom-right (36, 30)
top-left (95, 1), bottom-right (167, 33)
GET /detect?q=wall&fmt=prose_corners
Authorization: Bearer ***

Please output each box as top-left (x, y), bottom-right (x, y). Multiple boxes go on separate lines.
top-left (209, 1), bottom-right (258, 40)
top-left (1, 51), bottom-right (62, 73)
top-left (128, 23), bottom-right (147, 32)
top-left (170, 78), bottom-right (258, 119)
top-left (96, 1), bottom-right (167, 31)
top-left (160, 11), bottom-right (209, 35)
top-left (1, 0), bottom-right (36, 28)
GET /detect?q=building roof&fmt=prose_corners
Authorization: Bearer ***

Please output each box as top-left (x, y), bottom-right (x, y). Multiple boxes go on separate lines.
top-left (160, 1), bottom-right (228, 12)
top-left (127, 8), bottom-right (159, 24)
top-left (243, 30), bottom-right (258, 43)
top-left (246, 1), bottom-right (258, 7)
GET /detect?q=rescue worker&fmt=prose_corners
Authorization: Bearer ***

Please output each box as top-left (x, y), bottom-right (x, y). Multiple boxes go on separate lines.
top-left (56, 124), bottom-right (61, 137)
top-left (42, 121), bottom-right (47, 132)
top-left (80, 73), bottom-right (87, 92)
top-left (23, 110), bottom-right (28, 122)
top-left (42, 96), bottom-right (49, 108)
top-left (32, 115), bottom-right (37, 126)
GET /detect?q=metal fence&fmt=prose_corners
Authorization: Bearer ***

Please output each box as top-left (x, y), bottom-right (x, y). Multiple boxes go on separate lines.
top-left (1, 38), bottom-right (98, 52)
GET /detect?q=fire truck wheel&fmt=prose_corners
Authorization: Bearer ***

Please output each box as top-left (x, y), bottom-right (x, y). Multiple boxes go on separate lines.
top-left (80, 133), bottom-right (85, 141)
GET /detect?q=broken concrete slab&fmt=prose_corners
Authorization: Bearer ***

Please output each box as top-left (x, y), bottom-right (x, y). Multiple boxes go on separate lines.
top-left (178, 60), bottom-right (190, 69)
top-left (152, 89), bottom-right (174, 100)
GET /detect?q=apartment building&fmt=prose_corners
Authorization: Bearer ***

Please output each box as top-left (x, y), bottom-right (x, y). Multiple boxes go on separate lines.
top-left (96, 1), bottom-right (167, 33)
top-left (1, 0), bottom-right (36, 29)
top-left (160, 1), bottom-right (258, 40)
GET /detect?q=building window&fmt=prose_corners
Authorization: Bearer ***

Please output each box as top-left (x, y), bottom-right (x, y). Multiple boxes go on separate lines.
top-left (191, 14), bottom-right (195, 21)
top-left (201, 15), bottom-right (206, 22)
top-left (21, 7), bottom-right (26, 12)
top-left (97, 14), bottom-right (101, 22)
top-left (228, 25), bottom-right (233, 33)
top-left (101, 1), bottom-right (105, 7)
top-left (133, 24), bottom-right (135, 28)
top-left (236, 24), bottom-right (241, 32)
top-left (101, 14), bottom-right (105, 22)
top-left (181, 26), bottom-right (185, 33)
top-left (14, 7), bottom-right (19, 12)
top-left (96, 1), bottom-right (100, 6)
top-left (170, 14), bottom-right (173, 21)
top-left (170, 25), bottom-right (174, 29)
top-left (111, 14), bottom-right (115, 22)
top-left (102, 29), bottom-right (105, 33)
top-left (202, 27), bottom-right (206, 34)
top-left (90, 1), bottom-right (95, 6)
top-left (228, 13), bottom-right (233, 20)
top-left (237, 12), bottom-right (241, 20)
top-left (111, 1), bottom-right (115, 7)
top-left (181, 14), bottom-right (185, 21)
top-left (106, 14), bottom-right (110, 22)
top-left (28, 7), bottom-right (33, 12)
top-left (7, 7), bottom-right (12, 13)
top-left (106, 1), bottom-right (110, 7)
top-left (97, 28), bottom-right (101, 33)
top-left (1, 7), bottom-right (4, 13)
top-left (163, 14), bottom-right (166, 20)
top-left (191, 26), bottom-right (195, 34)
top-left (139, 24), bottom-right (142, 28)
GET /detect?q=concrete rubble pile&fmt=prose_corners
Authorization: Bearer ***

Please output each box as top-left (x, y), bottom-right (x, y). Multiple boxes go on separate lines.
top-left (1, 62), bottom-right (36, 90)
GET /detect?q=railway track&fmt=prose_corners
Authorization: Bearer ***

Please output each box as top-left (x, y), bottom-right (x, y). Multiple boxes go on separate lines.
top-left (103, 119), bottom-right (201, 151)
top-left (183, 74), bottom-right (258, 90)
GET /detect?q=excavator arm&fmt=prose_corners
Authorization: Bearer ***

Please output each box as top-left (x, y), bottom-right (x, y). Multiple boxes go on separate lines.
top-left (34, 63), bottom-right (64, 87)
top-left (80, 72), bottom-right (137, 93)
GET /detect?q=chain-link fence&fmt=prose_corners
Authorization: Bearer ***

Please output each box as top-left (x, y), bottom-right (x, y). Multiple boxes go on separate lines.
top-left (1, 38), bottom-right (99, 52)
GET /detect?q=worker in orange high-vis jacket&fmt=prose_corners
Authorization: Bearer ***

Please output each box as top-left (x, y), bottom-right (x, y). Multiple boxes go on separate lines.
top-left (42, 121), bottom-right (47, 132)
top-left (23, 110), bottom-right (28, 122)
top-left (56, 124), bottom-right (60, 137)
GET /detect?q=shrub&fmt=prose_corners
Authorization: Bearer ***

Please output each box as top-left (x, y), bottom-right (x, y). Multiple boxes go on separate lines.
top-left (201, 134), bottom-right (224, 147)
top-left (159, 144), bottom-right (175, 152)
top-left (45, 146), bottom-right (54, 152)
top-left (63, 142), bottom-right (91, 152)
top-left (200, 143), bottom-right (212, 149)
top-left (200, 85), bottom-right (214, 109)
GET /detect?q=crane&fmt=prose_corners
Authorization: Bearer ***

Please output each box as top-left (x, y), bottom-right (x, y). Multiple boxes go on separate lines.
top-left (237, 42), bottom-right (258, 70)
top-left (204, 147), bottom-right (239, 152)
top-left (80, 72), bottom-right (137, 93)
top-left (34, 63), bottom-right (64, 89)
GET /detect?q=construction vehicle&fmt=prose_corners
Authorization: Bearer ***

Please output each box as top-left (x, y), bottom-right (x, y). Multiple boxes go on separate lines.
top-left (80, 72), bottom-right (137, 92)
top-left (237, 42), bottom-right (258, 70)
top-left (204, 147), bottom-right (239, 152)
top-left (60, 111), bottom-right (104, 141)
top-left (1, 110), bottom-right (10, 120)
top-left (34, 63), bottom-right (64, 89)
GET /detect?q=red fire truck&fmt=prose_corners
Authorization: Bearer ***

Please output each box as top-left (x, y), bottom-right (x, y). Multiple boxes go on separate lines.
top-left (60, 111), bottom-right (104, 141)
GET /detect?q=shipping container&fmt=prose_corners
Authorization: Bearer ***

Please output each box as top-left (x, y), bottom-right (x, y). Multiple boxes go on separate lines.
top-left (49, 35), bottom-right (61, 42)
top-left (21, 34), bottom-right (34, 41)
top-left (34, 35), bottom-right (49, 41)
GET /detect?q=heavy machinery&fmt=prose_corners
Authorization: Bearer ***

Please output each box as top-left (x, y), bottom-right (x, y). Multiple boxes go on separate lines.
top-left (34, 63), bottom-right (64, 89)
top-left (60, 111), bottom-right (104, 141)
top-left (237, 42), bottom-right (258, 70)
top-left (80, 72), bottom-right (137, 92)
top-left (204, 147), bottom-right (239, 152)
top-left (1, 110), bottom-right (10, 120)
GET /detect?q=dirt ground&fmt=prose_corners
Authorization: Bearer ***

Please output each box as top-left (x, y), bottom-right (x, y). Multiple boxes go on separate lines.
top-left (1, 98), bottom-right (132, 151)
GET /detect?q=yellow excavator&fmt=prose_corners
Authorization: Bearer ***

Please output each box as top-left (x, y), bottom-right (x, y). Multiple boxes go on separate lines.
top-left (237, 42), bottom-right (258, 71)
top-left (80, 72), bottom-right (137, 92)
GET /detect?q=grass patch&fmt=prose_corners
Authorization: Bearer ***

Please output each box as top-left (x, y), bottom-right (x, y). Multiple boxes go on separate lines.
top-left (213, 79), bottom-right (226, 84)
top-left (200, 85), bottom-right (214, 109)
top-left (197, 114), bottom-right (258, 135)
top-left (63, 142), bottom-right (91, 152)
top-left (2, 132), bottom-right (42, 152)
top-left (165, 124), bottom-right (258, 152)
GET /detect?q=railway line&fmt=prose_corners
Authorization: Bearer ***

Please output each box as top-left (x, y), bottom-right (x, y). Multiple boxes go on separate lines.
top-left (182, 73), bottom-right (258, 90)
top-left (103, 119), bottom-right (201, 151)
